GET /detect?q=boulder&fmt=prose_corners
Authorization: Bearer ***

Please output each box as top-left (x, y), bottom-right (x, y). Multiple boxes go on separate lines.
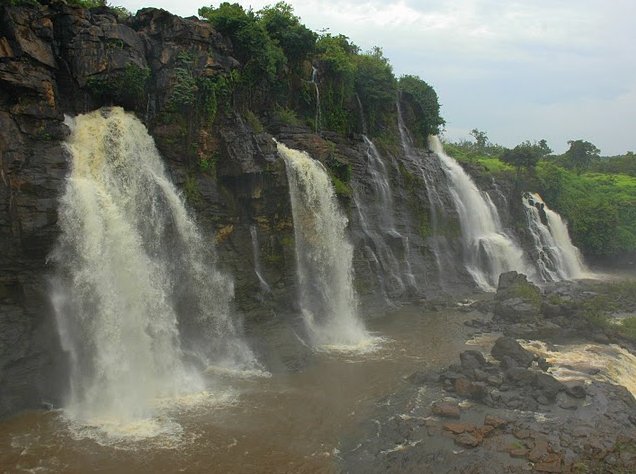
top-left (432, 401), bottom-right (461, 419)
top-left (491, 336), bottom-right (534, 368)
top-left (494, 271), bottom-right (542, 322)
top-left (533, 372), bottom-right (565, 401)
top-left (459, 350), bottom-right (487, 370)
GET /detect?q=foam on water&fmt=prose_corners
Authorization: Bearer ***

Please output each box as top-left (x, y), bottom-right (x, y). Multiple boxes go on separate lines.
top-left (521, 340), bottom-right (636, 396)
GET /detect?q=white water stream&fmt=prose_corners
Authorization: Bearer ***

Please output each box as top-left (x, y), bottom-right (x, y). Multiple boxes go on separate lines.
top-left (52, 107), bottom-right (258, 438)
top-left (428, 136), bottom-right (535, 290)
top-left (522, 192), bottom-right (590, 281)
top-left (278, 142), bottom-right (375, 350)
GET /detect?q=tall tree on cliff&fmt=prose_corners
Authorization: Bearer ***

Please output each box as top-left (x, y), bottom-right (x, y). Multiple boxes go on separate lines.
top-left (565, 139), bottom-right (600, 175)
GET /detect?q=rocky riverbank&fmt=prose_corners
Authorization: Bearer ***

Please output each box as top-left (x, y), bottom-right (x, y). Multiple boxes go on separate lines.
top-left (342, 273), bottom-right (636, 473)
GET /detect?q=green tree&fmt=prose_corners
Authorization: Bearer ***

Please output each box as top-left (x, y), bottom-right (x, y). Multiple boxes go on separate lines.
top-left (565, 139), bottom-right (600, 175)
top-left (198, 3), bottom-right (285, 89)
top-left (398, 75), bottom-right (444, 144)
top-left (354, 47), bottom-right (396, 133)
top-left (500, 142), bottom-right (541, 174)
top-left (258, 2), bottom-right (317, 68)
top-left (537, 139), bottom-right (552, 157)
top-left (315, 34), bottom-right (358, 133)
top-left (470, 129), bottom-right (489, 150)
top-left (501, 139), bottom-right (551, 174)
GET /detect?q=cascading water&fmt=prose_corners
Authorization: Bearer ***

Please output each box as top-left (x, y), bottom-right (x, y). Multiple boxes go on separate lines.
top-left (429, 136), bottom-right (534, 290)
top-left (355, 93), bottom-right (368, 135)
top-left (250, 224), bottom-right (272, 298)
top-left (351, 136), bottom-right (416, 299)
top-left (52, 107), bottom-right (257, 434)
top-left (522, 192), bottom-right (590, 281)
top-left (396, 100), bottom-right (460, 288)
top-left (277, 141), bottom-right (373, 350)
top-left (310, 66), bottom-right (321, 133)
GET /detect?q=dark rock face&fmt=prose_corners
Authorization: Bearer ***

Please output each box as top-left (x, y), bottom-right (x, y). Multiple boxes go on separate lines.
top-left (344, 330), bottom-right (635, 473)
top-left (494, 271), bottom-right (542, 322)
top-left (491, 336), bottom-right (535, 368)
top-left (0, 2), bottom-right (291, 418)
top-left (0, 1), bottom-right (556, 419)
top-left (0, 2), bottom-right (471, 418)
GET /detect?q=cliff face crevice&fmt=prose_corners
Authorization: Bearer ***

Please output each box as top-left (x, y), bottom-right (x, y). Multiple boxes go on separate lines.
top-left (0, 3), bottom-right (511, 418)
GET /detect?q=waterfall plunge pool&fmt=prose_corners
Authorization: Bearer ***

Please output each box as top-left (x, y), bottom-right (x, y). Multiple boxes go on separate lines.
top-left (0, 304), bottom-right (477, 473)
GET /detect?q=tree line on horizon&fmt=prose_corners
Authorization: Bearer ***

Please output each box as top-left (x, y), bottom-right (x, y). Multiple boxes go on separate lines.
top-left (447, 129), bottom-right (635, 177)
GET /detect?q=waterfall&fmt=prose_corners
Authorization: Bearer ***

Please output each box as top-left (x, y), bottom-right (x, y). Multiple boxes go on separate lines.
top-left (355, 93), bottom-right (368, 135)
top-left (351, 135), bottom-right (416, 299)
top-left (52, 107), bottom-right (257, 430)
top-left (429, 136), bottom-right (534, 290)
top-left (522, 192), bottom-right (590, 280)
top-left (250, 224), bottom-right (272, 298)
top-left (396, 100), bottom-right (460, 288)
top-left (310, 66), bottom-right (321, 133)
top-left (277, 141), bottom-right (373, 349)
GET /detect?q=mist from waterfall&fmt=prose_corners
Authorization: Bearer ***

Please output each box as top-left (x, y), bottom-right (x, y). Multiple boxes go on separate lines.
top-left (429, 136), bottom-right (534, 290)
top-left (277, 141), bottom-right (374, 350)
top-left (52, 107), bottom-right (258, 434)
top-left (522, 192), bottom-right (590, 281)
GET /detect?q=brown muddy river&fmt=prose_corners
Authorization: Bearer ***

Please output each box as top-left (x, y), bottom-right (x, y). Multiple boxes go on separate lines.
top-left (0, 305), bottom-right (476, 473)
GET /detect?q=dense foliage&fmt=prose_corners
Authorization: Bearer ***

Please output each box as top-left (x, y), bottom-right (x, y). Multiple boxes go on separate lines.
top-left (6, 0), bottom-right (130, 16)
top-left (500, 140), bottom-right (551, 174)
top-left (398, 75), bottom-right (445, 144)
top-left (195, 2), bottom-right (443, 138)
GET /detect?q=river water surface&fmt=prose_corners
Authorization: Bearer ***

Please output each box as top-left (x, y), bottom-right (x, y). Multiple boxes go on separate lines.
top-left (0, 305), bottom-right (476, 473)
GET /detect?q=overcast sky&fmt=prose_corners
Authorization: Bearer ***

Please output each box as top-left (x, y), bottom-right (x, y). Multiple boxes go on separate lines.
top-left (110, 0), bottom-right (636, 155)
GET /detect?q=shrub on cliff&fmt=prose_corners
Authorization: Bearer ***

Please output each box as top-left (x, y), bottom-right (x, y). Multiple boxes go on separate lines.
top-left (258, 2), bottom-right (317, 70)
top-left (314, 34), bottom-right (358, 134)
top-left (354, 47), bottom-right (396, 134)
top-left (398, 75), bottom-right (445, 145)
top-left (199, 2), bottom-right (286, 101)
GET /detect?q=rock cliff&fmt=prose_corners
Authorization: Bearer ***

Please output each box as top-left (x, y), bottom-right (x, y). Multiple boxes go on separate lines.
top-left (0, 2), bottom-right (509, 417)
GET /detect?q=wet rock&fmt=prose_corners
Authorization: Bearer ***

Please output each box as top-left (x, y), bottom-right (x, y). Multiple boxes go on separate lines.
top-left (486, 374), bottom-right (503, 387)
top-left (453, 377), bottom-right (488, 401)
top-left (454, 432), bottom-right (481, 448)
top-left (443, 422), bottom-right (472, 434)
top-left (504, 367), bottom-right (536, 385)
top-left (484, 415), bottom-right (508, 428)
top-left (509, 448), bottom-right (529, 458)
top-left (537, 357), bottom-right (551, 371)
top-left (533, 372), bottom-right (565, 401)
top-left (432, 401), bottom-right (460, 419)
top-left (491, 336), bottom-right (534, 368)
top-left (464, 318), bottom-right (487, 328)
top-left (459, 350), bottom-right (487, 370)
top-left (528, 435), bottom-right (549, 462)
top-left (494, 272), bottom-right (542, 322)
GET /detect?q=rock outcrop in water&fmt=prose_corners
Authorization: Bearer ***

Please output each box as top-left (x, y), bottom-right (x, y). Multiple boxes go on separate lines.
top-left (0, 2), bottom-right (593, 418)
